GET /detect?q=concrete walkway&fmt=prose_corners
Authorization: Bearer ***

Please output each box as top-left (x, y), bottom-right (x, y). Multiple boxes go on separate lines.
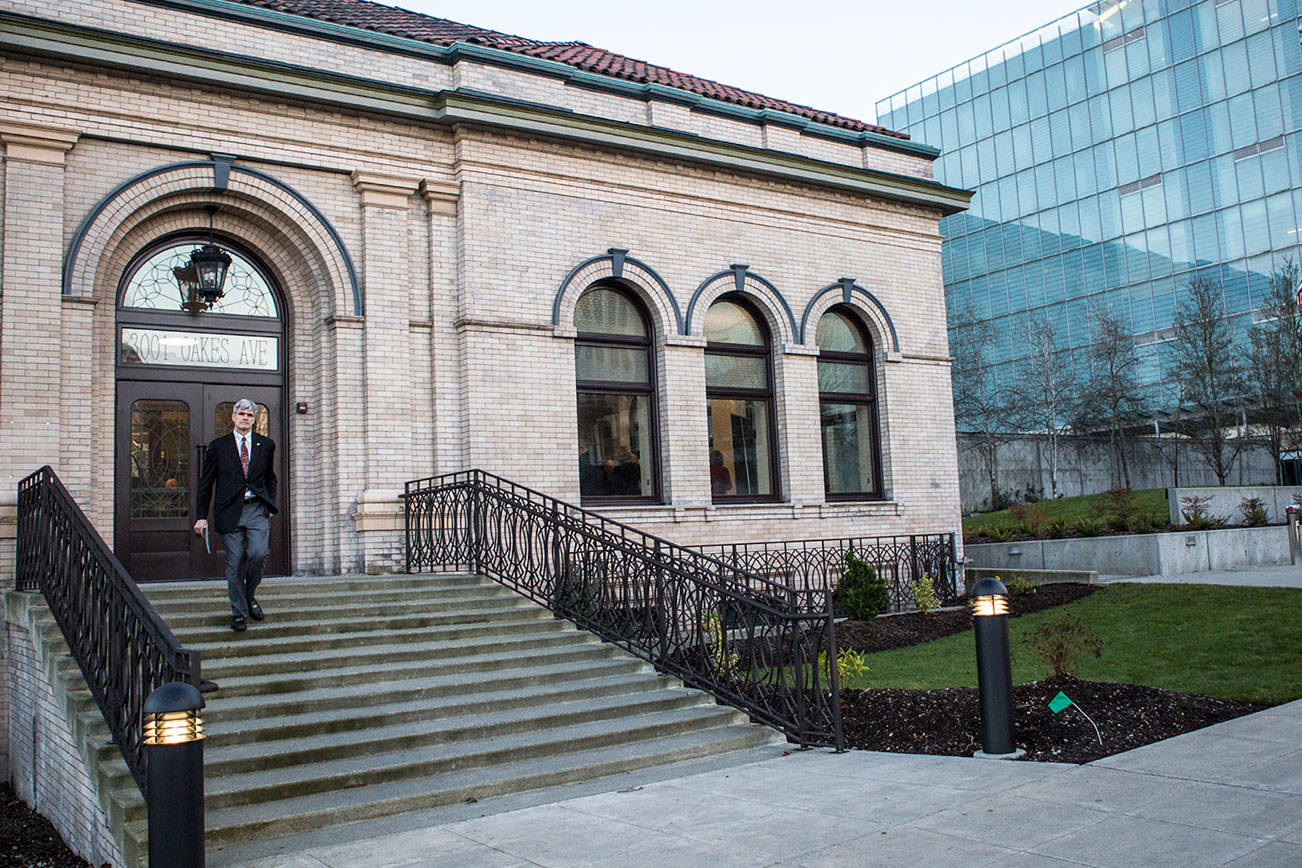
top-left (1104, 563), bottom-right (1302, 587)
top-left (230, 700), bottom-right (1302, 867)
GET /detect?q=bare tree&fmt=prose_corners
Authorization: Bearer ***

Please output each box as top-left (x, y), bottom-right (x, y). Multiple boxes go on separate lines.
top-left (1168, 276), bottom-right (1247, 485)
top-left (1010, 315), bottom-right (1078, 499)
top-left (1246, 261), bottom-right (1302, 483)
top-left (950, 306), bottom-right (1016, 510)
top-left (1076, 301), bottom-right (1148, 488)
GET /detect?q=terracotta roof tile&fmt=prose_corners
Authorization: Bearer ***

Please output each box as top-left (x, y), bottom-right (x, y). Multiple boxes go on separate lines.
top-left (234, 0), bottom-right (907, 139)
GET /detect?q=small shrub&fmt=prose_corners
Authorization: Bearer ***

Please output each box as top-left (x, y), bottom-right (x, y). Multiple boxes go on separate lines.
top-left (1127, 514), bottom-right (1156, 534)
top-left (820, 647), bottom-right (870, 684)
top-left (1239, 496), bottom-right (1269, 527)
top-left (699, 608), bottom-right (739, 676)
top-left (1107, 515), bottom-right (1131, 533)
top-left (911, 575), bottom-right (941, 613)
top-left (834, 550), bottom-right (890, 621)
top-left (1022, 615), bottom-right (1104, 677)
top-left (1002, 571), bottom-right (1038, 597)
top-left (1010, 503), bottom-right (1047, 534)
top-left (1075, 517), bottom-right (1106, 536)
top-left (1044, 519), bottom-right (1069, 538)
top-left (986, 526), bottom-right (1015, 543)
top-left (1104, 487), bottom-right (1140, 525)
top-left (1181, 495), bottom-right (1226, 530)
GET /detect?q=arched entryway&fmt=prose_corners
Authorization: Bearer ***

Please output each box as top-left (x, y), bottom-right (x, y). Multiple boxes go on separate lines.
top-left (114, 235), bottom-right (289, 580)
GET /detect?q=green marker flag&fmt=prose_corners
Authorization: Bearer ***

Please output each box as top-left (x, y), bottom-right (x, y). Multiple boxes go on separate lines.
top-left (1049, 691), bottom-right (1073, 714)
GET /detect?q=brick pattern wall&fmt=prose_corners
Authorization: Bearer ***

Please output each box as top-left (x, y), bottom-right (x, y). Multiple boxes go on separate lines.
top-left (6, 619), bottom-right (126, 868)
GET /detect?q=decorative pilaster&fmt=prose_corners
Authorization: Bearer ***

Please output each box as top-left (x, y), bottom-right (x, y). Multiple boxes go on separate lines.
top-left (0, 121), bottom-right (78, 586)
top-left (350, 170), bottom-right (418, 572)
top-left (420, 179), bottom-right (462, 477)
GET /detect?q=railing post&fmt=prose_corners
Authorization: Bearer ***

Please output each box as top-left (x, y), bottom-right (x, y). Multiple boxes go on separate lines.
top-left (403, 482), bottom-right (413, 574)
top-left (1289, 506), bottom-right (1301, 566)
top-left (824, 588), bottom-right (844, 751)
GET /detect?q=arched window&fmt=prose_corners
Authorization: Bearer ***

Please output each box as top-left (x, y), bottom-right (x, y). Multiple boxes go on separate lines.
top-left (120, 241), bottom-right (278, 317)
top-left (705, 295), bottom-right (778, 501)
top-left (574, 284), bottom-right (659, 502)
top-left (816, 307), bottom-right (882, 499)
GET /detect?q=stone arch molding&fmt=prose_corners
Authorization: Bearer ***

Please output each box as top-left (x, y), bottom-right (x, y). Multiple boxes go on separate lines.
top-left (64, 159), bottom-right (361, 317)
top-left (685, 265), bottom-right (798, 347)
top-left (800, 278), bottom-right (902, 362)
top-left (552, 248), bottom-right (683, 339)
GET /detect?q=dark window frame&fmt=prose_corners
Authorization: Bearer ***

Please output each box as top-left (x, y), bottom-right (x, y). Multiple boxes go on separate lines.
top-left (817, 307), bottom-right (884, 501)
top-left (574, 282), bottom-right (662, 505)
top-left (705, 293), bottom-right (782, 503)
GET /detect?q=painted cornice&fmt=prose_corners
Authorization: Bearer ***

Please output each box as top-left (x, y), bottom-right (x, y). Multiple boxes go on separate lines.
top-left (0, 11), bottom-right (971, 215)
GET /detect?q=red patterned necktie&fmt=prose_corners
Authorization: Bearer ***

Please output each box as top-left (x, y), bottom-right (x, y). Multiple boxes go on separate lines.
top-left (240, 436), bottom-right (250, 478)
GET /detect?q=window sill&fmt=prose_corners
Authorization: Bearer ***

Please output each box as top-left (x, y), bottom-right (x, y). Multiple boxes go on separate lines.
top-left (590, 500), bottom-right (901, 524)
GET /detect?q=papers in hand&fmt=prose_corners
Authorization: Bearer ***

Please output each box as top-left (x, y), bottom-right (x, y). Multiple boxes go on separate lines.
top-left (203, 526), bottom-right (210, 554)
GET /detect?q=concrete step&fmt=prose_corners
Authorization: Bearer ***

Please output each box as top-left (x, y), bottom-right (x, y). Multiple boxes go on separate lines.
top-left (101, 572), bottom-right (784, 861)
top-left (199, 723), bottom-right (776, 846)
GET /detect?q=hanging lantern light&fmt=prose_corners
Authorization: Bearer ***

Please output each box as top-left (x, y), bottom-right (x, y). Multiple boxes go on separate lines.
top-left (172, 205), bottom-right (231, 313)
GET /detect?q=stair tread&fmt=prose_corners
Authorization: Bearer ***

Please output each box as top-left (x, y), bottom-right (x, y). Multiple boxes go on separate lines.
top-left (204, 687), bottom-right (711, 760)
top-left (206, 704), bottom-right (748, 794)
top-left (203, 725), bottom-right (777, 837)
top-left (202, 671), bottom-right (681, 735)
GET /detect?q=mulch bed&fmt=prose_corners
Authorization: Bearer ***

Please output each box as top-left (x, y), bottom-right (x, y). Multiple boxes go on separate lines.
top-left (836, 582), bottom-right (1100, 654)
top-left (832, 582), bottom-right (1262, 762)
top-left (0, 785), bottom-right (89, 868)
top-left (839, 674), bottom-right (1261, 763)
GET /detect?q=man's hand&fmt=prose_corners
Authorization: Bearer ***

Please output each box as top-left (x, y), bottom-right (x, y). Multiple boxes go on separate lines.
top-left (193, 519), bottom-right (208, 535)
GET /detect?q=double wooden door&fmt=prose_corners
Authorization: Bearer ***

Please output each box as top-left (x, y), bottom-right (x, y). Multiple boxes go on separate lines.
top-left (115, 381), bottom-right (287, 580)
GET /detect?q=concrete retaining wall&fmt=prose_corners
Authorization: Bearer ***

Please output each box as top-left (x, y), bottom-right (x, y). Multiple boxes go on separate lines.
top-left (966, 525), bottom-right (1290, 577)
top-left (1168, 485), bottom-right (1302, 526)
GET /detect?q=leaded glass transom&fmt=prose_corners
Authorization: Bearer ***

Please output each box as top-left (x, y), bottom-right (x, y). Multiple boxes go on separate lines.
top-left (122, 243), bottom-right (279, 318)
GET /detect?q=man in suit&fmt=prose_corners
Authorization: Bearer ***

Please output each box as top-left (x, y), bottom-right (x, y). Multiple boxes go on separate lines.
top-left (194, 398), bottom-right (278, 631)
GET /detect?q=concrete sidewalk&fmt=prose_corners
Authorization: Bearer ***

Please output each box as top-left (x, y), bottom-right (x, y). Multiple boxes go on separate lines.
top-left (230, 700), bottom-right (1302, 867)
top-left (1104, 563), bottom-right (1302, 587)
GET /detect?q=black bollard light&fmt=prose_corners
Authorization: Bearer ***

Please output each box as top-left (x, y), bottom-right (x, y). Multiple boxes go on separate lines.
top-left (971, 578), bottom-right (1023, 759)
top-left (143, 682), bottom-right (206, 868)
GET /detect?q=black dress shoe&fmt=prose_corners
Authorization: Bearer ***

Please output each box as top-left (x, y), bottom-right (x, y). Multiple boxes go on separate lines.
top-left (248, 599), bottom-right (264, 621)
top-left (231, 615), bottom-right (247, 632)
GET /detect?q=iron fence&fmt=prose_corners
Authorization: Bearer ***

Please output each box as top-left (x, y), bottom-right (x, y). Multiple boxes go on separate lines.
top-left (16, 466), bottom-right (203, 794)
top-left (696, 533), bottom-right (960, 613)
top-left (404, 470), bottom-right (843, 748)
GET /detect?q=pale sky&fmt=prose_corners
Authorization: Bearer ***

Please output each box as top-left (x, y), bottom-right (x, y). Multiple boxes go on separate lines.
top-left (395, 1), bottom-right (1085, 127)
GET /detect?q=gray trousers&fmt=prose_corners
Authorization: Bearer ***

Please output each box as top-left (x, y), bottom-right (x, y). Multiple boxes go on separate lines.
top-left (222, 500), bottom-right (270, 618)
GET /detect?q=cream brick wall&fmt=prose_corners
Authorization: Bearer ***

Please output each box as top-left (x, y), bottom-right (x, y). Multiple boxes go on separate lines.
top-left (0, 0), bottom-right (960, 571)
top-left (6, 620), bottom-right (125, 868)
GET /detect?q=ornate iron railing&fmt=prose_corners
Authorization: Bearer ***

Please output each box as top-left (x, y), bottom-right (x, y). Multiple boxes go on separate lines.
top-left (404, 470), bottom-right (843, 748)
top-left (697, 533), bottom-right (960, 614)
top-left (16, 466), bottom-right (204, 794)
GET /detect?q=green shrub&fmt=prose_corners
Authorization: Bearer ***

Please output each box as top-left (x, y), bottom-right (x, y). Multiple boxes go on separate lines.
top-left (1045, 519), bottom-right (1069, 538)
top-left (1002, 571), bottom-right (1038, 597)
top-left (699, 608), bottom-right (739, 677)
top-left (1105, 487), bottom-right (1140, 526)
top-left (986, 526), bottom-right (1015, 543)
top-left (1075, 517), bottom-right (1105, 536)
top-left (1181, 495), bottom-right (1226, 530)
top-left (1022, 614), bottom-right (1103, 677)
top-left (820, 647), bottom-right (870, 684)
top-left (1127, 514), bottom-right (1156, 534)
top-left (911, 575), bottom-right (941, 613)
top-left (834, 550), bottom-right (890, 621)
top-left (1240, 496), bottom-right (1269, 527)
top-left (1011, 503), bottom-right (1047, 535)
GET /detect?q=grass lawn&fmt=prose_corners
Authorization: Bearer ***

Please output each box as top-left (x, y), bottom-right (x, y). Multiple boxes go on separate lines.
top-left (962, 488), bottom-right (1168, 536)
top-left (837, 583), bottom-right (1302, 707)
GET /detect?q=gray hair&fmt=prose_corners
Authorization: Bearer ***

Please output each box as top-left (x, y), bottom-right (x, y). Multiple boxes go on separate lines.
top-left (233, 398), bottom-right (257, 415)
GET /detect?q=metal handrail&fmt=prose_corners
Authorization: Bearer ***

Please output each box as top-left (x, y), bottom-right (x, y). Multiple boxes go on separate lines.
top-left (697, 533), bottom-right (960, 613)
top-left (403, 470), bottom-right (844, 748)
top-left (16, 466), bottom-right (204, 794)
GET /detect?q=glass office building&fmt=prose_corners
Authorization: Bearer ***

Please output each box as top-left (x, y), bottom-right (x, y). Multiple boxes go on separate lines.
top-left (876, 0), bottom-right (1302, 408)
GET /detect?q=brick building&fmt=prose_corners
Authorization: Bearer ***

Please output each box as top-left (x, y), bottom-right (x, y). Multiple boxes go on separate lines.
top-left (0, 0), bottom-right (968, 576)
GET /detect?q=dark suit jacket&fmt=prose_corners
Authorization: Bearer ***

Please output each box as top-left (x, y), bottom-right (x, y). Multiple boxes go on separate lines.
top-left (196, 432), bottom-right (278, 534)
